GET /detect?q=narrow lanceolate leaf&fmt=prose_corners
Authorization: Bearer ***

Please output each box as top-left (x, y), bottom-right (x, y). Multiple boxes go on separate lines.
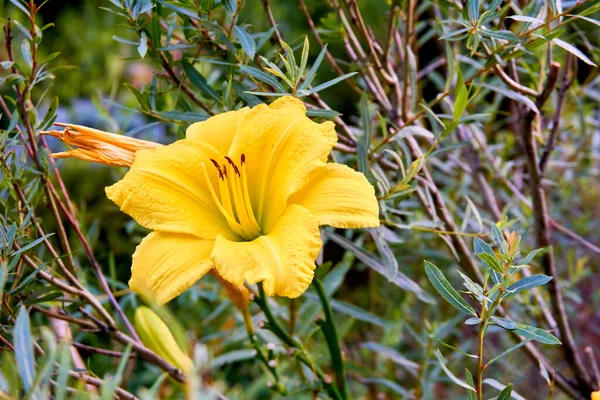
top-left (308, 72), bottom-right (358, 95)
top-left (478, 252), bottom-right (503, 274)
top-left (478, 83), bottom-right (539, 114)
top-left (483, 379), bottom-right (527, 400)
top-left (506, 274), bottom-right (552, 295)
top-left (553, 38), bottom-right (597, 67)
top-left (519, 248), bottom-right (544, 266)
top-left (497, 384), bottom-right (513, 400)
top-left (490, 316), bottom-right (517, 330)
top-left (361, 342), bottom-right (419, 373)
top-left (233, 26), bottom-right (256, 59)
top-left (435, 350), bottom-right (476, 392)
top-left (14, 307), bottom-right (35, 394)
top-left (491, 224), bottom-right (507, 255)
top-left (10, 234), bottom-right (54, 257)
top-left (238, 65), bottom-right (286, 92)
top-left (298, 44), bottom-right (327, 90)
top-left (513, 323), bottom-right (561, 345)
top-left (473, 237), bottom-right (502, 283)
top-left (465, 370), bottom-right (477, 400)
top-left (137, 31), bottom-right (148, 58)
top-left (424, 261), bottom-right (476, 316)
top-left (181, 59), bottom-right (220, 102)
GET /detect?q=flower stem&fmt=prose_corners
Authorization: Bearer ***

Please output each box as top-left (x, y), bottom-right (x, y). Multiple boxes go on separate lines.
top-left (255, 283), bottom-right (343, 400)
top-left (313, 278), bottom-right (349, 400)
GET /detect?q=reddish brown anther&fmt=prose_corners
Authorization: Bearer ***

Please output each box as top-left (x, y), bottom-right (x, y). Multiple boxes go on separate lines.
top-left (241, 153), bottom-right (246, 165)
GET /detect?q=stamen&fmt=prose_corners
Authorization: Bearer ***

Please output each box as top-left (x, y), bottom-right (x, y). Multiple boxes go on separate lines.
top-left (224, 156), bottom-right (235, 167)
top-left (241, 153), bottom-right (246, 165)
top-left (200, 163), bottom-right (246, 238)
top-left (210, 158), bottom-right (221, 169)
top-left (222, 164), bottom-right (227, 177)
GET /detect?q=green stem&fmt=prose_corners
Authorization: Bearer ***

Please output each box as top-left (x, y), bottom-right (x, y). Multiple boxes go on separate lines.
top-left (313, 278), bottom-right (349, 400)
top-left (255, 283), bottom-right (343, 400)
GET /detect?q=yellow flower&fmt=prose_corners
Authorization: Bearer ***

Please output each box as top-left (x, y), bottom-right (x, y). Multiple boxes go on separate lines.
top-left (593, 391), bottom-right (600, 400)
top-left (47, 97), bottom-right (379, 304)
top-left (134, 306), bottom-right (193, 373)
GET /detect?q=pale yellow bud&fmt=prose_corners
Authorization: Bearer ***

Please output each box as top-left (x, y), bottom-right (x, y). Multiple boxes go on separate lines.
top-left (42, 123), bottom-right (160, 167)
top-left (134, 306), bottom-right (193, 374)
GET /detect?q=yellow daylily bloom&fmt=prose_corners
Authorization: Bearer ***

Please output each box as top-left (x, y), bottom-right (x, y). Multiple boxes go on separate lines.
top-left (46, 96), bottom-right (379, 304)
top-left (592, 391), bottom-right (600, 400)
top-left (134, 306), bottom-right (193, 373)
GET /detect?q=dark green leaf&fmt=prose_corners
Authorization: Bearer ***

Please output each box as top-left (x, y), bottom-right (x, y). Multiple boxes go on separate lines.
top-left (10, 234), bottom-right (54, 257)
top-left (181, 59), bottom-right (220, 102)
top-left (424, 261), bottom-right (476, 315)
top-left (308, 72), bottom-right (358, 95)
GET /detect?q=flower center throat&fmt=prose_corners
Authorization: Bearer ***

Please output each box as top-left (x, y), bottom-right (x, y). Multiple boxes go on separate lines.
top-left (202, 154), bottom-right (262, 240)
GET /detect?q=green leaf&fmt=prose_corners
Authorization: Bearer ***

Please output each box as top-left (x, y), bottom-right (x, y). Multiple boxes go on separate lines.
top-left (233, 25), bottom-right (256, 59)
top-left (478, 252), bottom-right (503, 274)
top-left (25, 328), bottom-right (56, 400)
top-left (21, 40), bottom-right (33, 69)
top-left (490, 316), bottom-right (517, 330)
top-left (298, 44), bottom-right (327, 91)
top-left (491, 224), bottom-right (507, 255)
top-left (478, 83), bottom-right (539, 114)
top-left (181, 59), bottom-right (220, 102)
top-left (497, 384), bottom-right (513, 400)
top-left (298, 36), bottom-right (310, 79)
top-left (10, 234), bottom-right (54, 257)
top-left (465, 370), bottom-right (477, 400)
top-left (137, 31), bottom-right (148, 58)
top-left (473, 237), bottom-right (502, 283)
top-left (361, 342), bottom-right (419, 372)
top-left (14, 307), bottom-right (35, 394)
top-left (238, 65), bottom-right (285, 92)
top-left (211, 349), bottom-right (257, 368)
top-left (553, 38), bottom-right (597, 67)
top-left (55, 342), bottom-right (72, 400)
top-left (486, 339), bottom-right (531, 367)
top-left (326, 232), bottom-right (433, 303)
top-left (424, 261), bottom-right (476, 315)
top-left (513, 323), bottom-right (561, 345)
top-left (308, 72), bottom-right (358, 95)
top-left (434, 339), bottom-right (479, 359)
top-left (453, 73), bottom-right (468, 120)
top-left (467, 0), bottom-right (479, 21)
top-left (506, 274), bottom-right (552, 295)
top-left (435, 349), bottom-right (476, 392)
top-left (8, 261), bottom-right (49, 295)
top-left (519, 248), bottom-right (544, 266)
top-left (123, 83), bottom-right (149, 111)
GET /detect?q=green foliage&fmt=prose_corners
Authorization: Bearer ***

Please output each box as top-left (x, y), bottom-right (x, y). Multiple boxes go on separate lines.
top-left (1, 0), bottom-right (599, 399)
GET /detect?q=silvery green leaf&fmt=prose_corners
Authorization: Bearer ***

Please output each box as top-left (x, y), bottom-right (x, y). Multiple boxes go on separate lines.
top-left (519, 248), bottom-right (544, 266)
top-left (513, 323), bottom-right (561, 345)
top-left (233, 25), bottom-right (256, 59)
top-left (483, 379), bottom-right (526, 400)
top-left (137, 31), bottom-right (148, 58)
top-left (435, 339), bottom-right (479, 358)
top-left (326, 232), bottom-right (433, 303)
top-left (490, 316), bottom-right (517, 330)
top-left (371, 227), bottom-right (398, 280)
top-left (361, 342), bottom-right (419, 373)
top-left (465, 317), bottom-right (482, 325)
top-left (435, 349), bottom-right (477, 392)
top-left (553, 38), bottom-right (597, 67)
top-left (14, 306), bottom-right (35, 395)
top-left (477, 83), bottom-right (539, 114)
top-left (308, 72), bottom-right (358, 95)
top-left (211, 349), bottom-right (257, 368)
top-left (506, 274), bottom-right (552, 295)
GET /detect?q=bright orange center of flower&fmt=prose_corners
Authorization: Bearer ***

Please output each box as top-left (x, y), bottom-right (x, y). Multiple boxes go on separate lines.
top-left (201, 154), bottom-right (262, 240)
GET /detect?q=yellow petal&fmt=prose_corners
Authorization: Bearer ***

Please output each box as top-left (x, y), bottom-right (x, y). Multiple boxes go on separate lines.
top-left (211, 204), bottom-right (321, 298)
top-left (42, 123), bottom-right (160, 167)
top-left (228, 96), bottom-right (337, 232)
top-left (106, 138), bottom-right (237, 240)
top-left (186, 108), bottom-right (249, 154)
top-left (134, 306), bottom-right (193, 373)
top-left (130, 231), bottom-right (214, 305)
top-left (289, 163), bottom-right (380, 228)
top-left (592, 391), bottom-right (600, 400)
